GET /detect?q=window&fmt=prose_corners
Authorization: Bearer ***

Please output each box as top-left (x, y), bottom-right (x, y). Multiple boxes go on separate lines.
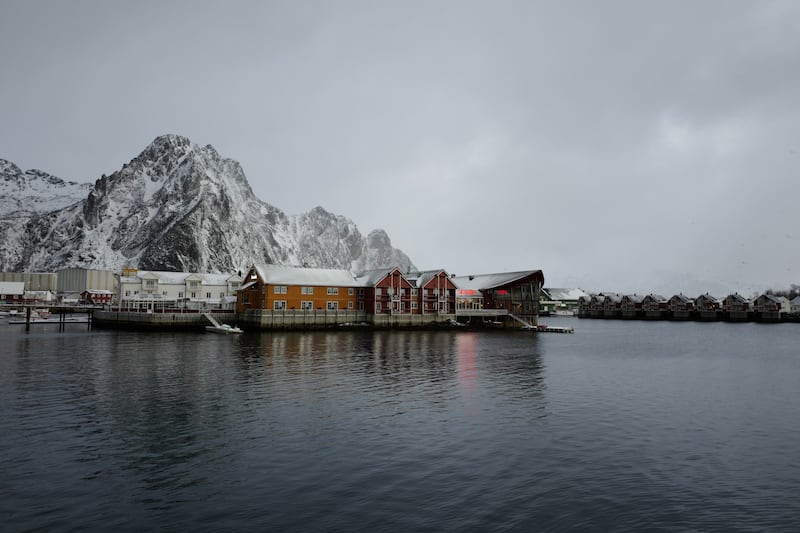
top-left (206, 292), bottom-right (211, 299)
top-left (125, 290), bottom-right (130, 297)
top-left (191, 292), bottom-right (196, 298)
top-left (358, 288), bottom-right (364, 297)
top-left (400, 302), bottom-right (406, 311)
top-left (301, 286), bottom-right (314, 295)
top-left (145, 280), bottom-right (156, 288)
top-left (250, 273), bottom-right (257, 280)
top-left (301, 300), bottom-right (313, 310)
top-left (243, 293), bottom-right (249, 303)
top-left (433, 289), bottom-right (439, 295)
top-left (134, 290), bottom-right (139, 295)
top-left (327, 287), bottom-right (339, 295)
top-left (274, 285), bottom-right (288, 294)
top-left (327, 301), bottom-right (339, 310)
top-left (219, 292), bottom-right (224, 298)
top-left (163, 291), bottom-right (168, 296)
top-left (348, 301), bottom-right (354, 309)
top-left (348, 288), bottom-right (354, 296)
top-left (411, 302), bottom-right (418, 309)
top-left (400, 288), bottom-right (406, 296)
top-left (358, 301), bottom-right (364, 310)
top-left (274, 300), bottom-right (287, 310)
top-left (375, 302), bottom-right (381, 312)
top-left (178, 292), bottom-right (184, 298)
top-left (411, 289), bottom-right (418, 296)
top-left (375, 288), bottom-right (382, 296)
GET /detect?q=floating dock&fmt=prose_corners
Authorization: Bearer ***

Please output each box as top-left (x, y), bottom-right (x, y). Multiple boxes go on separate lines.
top-left (535, 324), bottom-right (575, 333)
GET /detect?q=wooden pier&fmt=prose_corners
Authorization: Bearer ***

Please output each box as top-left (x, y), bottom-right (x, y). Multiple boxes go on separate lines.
top-left (5, 304), bottom-right (98, 331)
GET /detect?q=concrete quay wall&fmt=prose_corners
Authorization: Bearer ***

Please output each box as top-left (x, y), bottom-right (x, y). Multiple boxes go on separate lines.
top-left (94, 310), bottom-right (470, 331)
top-left (93, 310), bottom-right (233, 330)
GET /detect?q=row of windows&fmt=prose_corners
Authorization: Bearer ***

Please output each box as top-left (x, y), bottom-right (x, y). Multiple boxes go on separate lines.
top-left (273, 300), bottom-right (354, 310)
top-left (124, 291), bottom-right (226, 298)
top-left (268, 286), bottom-right (451, 297)
top-left (372, 288), bottom-right (448, 296)
top-left (273, 286), bottom-right (355, 296)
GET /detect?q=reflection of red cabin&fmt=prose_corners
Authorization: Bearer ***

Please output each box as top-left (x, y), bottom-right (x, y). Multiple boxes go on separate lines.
top-left (81, 290), bottom-right (113, 305)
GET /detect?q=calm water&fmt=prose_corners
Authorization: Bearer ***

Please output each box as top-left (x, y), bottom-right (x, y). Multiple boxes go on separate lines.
top-left (1, 318), bottom-right (799, 532)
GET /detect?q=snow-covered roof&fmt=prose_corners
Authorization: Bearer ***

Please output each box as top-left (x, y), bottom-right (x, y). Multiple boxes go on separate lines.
top-left (253, 264), bottom-right (360, 287)
top-left (451, 270), bottom-right (543, 291)
top-left (405, 269), bottom-right (458, 289)
top-left (544, 287), bottom-right (590, 301)
top-left (725, 293), bottom-right (750, 302)
top-left (0, 281), bottom-right (25, 295)
top-left (123, 271), bottom-right (240, 285)
top-left (756, 294), bottom-right (790, 304)
top-left (621, 294), bottom-right (645, 303)
top-left (354, 267), bottom-right (401, 286)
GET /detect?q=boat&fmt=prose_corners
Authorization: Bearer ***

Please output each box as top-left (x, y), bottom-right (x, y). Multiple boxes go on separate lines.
top-left (205, 324), bottom-right (243, 334)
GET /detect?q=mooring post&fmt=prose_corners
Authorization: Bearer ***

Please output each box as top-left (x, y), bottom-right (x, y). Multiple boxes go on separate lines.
top-left (26, 306), bottom-right (31, 332)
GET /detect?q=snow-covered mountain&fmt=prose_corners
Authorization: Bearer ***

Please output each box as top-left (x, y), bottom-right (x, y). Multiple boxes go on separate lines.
top-left (0, 159), bottom-right (92, 216)
top-left (0, 134), bottom-right (415, 274)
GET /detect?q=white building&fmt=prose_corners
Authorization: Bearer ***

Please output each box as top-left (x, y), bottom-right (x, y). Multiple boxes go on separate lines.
top-left (0, 281), bottom-right (26, 303)
top-left (117, 270), bottom-right (243, 310)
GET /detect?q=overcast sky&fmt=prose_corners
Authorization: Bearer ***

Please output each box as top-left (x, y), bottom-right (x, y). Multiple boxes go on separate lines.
top-left (2, 1), bottom-right (799, 295)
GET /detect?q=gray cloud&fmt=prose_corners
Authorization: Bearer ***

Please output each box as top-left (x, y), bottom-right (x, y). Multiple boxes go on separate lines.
top-left (2, 0), bottom-right (798, 294)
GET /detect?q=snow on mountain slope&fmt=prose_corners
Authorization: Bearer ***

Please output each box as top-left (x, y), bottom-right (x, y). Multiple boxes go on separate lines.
top-left (0, 159), bottom-right (92, 216)
top-left (0, 135), bottom-right (416, 274)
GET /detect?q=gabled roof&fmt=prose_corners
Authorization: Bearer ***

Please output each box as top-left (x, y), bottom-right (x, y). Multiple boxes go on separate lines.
top-left (725, 293), bottom-right (750, 302)
top-left (755, 293), bottom-right (790, 304)
top-left (451, 270), bottom-right (543, 291)
top-left (670, 294), bottom-right (693, 303)
top-left (354, 267), bottom-right (404, 286)
top-left (406, 269), bottom-right (458, 289)
top-left (253, 264), bottom-right (360, 287)
top-left (643, 293), bottom-right (667, 301)
top-left (621, 294), bottom-right (644, 303)
top-left (695, 293), bottom-right (719, 302)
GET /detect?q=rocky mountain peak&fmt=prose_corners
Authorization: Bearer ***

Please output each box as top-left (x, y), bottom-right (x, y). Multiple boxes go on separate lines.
top-left (0, 135), bottom-right (416, 274)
